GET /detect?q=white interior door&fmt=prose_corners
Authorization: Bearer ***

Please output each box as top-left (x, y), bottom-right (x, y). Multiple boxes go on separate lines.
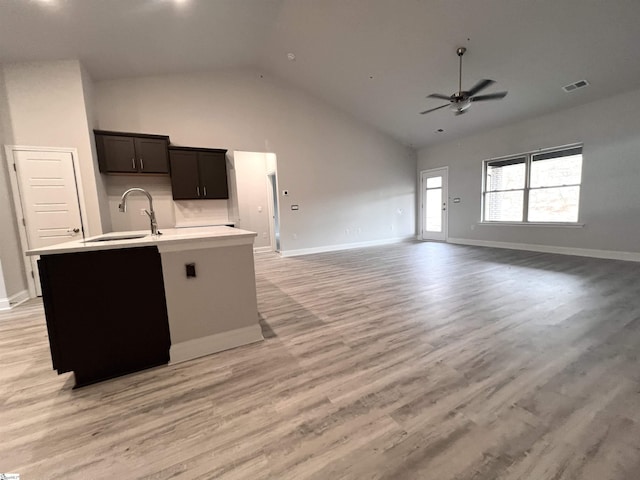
top-left (421, 167), bottom-right (448, 241)
top-left (14, 150), bottom-right (84, 295)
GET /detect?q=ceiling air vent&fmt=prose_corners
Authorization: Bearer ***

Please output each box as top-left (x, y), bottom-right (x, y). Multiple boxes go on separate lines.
top-left (562, 79), bottom-right (590, 93)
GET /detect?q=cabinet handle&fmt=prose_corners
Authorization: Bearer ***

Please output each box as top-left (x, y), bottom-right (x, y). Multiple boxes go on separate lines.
top-left (197, 186), bottom-right (200, 197)
top-left (131, 158), bottom-right (136, 170)
top-left (203, 186), bottom-right (207, 197)
top-left (140, 158), bottom-right (144, 170)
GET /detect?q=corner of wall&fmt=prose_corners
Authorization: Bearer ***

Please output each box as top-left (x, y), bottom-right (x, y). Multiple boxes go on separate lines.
top-left (0, 64), bottom-right (29, 298)
top-left (80, 62), bottom-right (111, 233)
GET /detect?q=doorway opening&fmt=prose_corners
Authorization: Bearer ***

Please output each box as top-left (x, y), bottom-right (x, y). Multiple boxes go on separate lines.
top-left (232, 151), bottom-right (280, 253)
top-left (267, 172), bottom-right (281, 252)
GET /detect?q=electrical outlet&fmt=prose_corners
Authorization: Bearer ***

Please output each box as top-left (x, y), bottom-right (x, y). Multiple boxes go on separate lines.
top-left (293, 233), bottom-right (297, 239)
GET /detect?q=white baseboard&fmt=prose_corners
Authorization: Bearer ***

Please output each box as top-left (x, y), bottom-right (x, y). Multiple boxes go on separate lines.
top-left (169, 324), bottom-right (264, 364)
top-left (10, 289), bottom-right (30, 307)
top-left (0, 289), bottom-right (30, 311)
top-left (280, 236), bottom-right (415, 258)
top-left (254, 246), bottom-right (273, 253)
top-left (448, 237), bottom-right (640, 262)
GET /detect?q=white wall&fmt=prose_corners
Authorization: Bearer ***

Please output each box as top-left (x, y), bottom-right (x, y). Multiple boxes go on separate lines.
top-left (95, 68), bottom-right (416, 252)
top-left (0, 67), bottom-right (28, 303)
top-left (80, 64), bottom-right (112, 233)
top-left (2, 60), bottom-right (106, 236)
top-left (233, 151), bottom-right (273, 249)
top-left (417, 87), bottom-right (640, 253)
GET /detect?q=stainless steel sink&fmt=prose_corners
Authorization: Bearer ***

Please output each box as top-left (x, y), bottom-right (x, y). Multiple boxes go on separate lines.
top-left (85, 234), bottom-right (148, 243)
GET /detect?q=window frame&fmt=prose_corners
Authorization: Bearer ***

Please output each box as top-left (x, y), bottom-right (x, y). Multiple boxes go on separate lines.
top-left (481, 144), bottom-right (583, 225)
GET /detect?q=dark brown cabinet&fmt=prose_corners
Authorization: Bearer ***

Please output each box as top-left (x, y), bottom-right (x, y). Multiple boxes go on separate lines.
top-left (95, 130), bottom-right (170, 174)
top-left (38, 247), bottom-right (171, 387)
top-left (169, 147), bottom-right (228, 200)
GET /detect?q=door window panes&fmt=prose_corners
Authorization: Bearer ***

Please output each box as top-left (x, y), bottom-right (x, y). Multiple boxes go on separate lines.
top-left (425, 185), bottom-right (442, 232)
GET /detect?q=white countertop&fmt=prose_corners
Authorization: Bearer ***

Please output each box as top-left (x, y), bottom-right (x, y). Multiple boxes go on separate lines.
top-left (26, 226), bottom-right (257, 256)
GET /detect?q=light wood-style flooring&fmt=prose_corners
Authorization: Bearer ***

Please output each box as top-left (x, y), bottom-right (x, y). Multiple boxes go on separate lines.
top-left (2, 241), bottom-right (640, 479)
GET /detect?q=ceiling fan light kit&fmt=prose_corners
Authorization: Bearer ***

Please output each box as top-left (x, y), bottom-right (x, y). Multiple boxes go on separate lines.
top-left (420, 46), bottom-right (508, 116)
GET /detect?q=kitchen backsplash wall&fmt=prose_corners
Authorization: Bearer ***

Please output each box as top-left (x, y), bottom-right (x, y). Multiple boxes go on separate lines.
top-left (173, 199), bottom-right (230, 227)
top-left (105, 176), bottom-right (229, 231)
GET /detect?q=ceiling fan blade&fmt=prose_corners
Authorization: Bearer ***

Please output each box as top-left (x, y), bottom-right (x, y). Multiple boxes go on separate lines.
top-left (467, 79), bottom-right (495, 96)
top-left (420, 104), bottom-right (450, 115)
top-left (427, 93), bottom-right (451, 100)
top-left (471, 92), bottom-right (508, 102)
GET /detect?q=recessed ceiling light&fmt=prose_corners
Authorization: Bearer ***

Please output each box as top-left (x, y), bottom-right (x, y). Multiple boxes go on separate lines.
top-left (33, 0), bottom-right (60, 7)
top-left (287, 53), bottom-right (296, 61)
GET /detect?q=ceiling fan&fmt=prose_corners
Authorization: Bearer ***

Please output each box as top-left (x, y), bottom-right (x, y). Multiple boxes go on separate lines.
top-left (420, 47), bottom-right (507, 116)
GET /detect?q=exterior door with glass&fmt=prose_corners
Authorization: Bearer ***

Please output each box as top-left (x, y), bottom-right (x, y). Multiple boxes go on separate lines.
top-left (420, 167), bottom-right (448, 241)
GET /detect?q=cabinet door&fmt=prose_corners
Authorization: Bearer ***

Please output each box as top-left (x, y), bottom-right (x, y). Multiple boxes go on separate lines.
top-left (98, 135), bottom-right (137, 173)
top-left (134, 137), bottom-right (169, 173)
top-left (169, 150), bottom-right (201, 200)
top-left (39, 248), bottom-right (171, 387)
top-left (199, 152), bottom-right (229, 199)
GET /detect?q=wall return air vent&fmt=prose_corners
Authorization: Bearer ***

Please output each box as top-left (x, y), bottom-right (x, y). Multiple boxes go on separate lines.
top-left (562, 79), bottom-right (590, 93)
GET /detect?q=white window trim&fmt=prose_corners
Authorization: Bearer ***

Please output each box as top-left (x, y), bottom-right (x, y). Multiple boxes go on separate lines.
top-left (480, 143), bottom-right (583, 225)
top-left (477, 222), bottom-right (584, 228)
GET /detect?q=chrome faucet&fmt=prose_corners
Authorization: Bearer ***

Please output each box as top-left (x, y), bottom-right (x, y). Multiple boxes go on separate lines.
top-left (118, 187), bottom-right (161, 235)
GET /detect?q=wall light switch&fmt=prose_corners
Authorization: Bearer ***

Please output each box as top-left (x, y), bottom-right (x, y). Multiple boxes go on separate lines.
top-left (258, 206), bottom-right (263, 212)
top-left (453, 197), bottom-right (461, 203)
top-left (291, 205), bottom-right (299, 210)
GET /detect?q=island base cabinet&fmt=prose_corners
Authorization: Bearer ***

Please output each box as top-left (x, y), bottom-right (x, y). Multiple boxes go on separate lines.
top-left (38, 247), bottom-right (171, 388)
top-left (159, 244), bottom-right (263, 364)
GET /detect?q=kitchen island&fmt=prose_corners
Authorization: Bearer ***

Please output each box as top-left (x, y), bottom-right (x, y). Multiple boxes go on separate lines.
top-left (26, 226), bottom-right (262, 387)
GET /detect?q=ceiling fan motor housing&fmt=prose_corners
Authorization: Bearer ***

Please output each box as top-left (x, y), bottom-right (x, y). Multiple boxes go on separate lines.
top-left (451, 98), bottom-right (471, 112)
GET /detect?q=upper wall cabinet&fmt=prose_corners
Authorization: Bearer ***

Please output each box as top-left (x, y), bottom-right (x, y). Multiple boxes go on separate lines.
top-left (94, 130), bottom-right (170, 174)
top-left (169, 147), bottom-right (229, 200)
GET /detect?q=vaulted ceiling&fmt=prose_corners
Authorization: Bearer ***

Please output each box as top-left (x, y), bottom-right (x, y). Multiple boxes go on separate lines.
top-left (2, 0), bottom-right (640, 148)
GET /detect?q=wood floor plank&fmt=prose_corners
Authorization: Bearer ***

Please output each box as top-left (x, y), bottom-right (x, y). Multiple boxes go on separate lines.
top-left (1, 241), bottom-right (640, 479)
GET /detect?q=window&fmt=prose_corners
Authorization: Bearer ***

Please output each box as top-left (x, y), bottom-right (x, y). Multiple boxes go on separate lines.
top-left (482, 145), bottom-right (582, 223)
